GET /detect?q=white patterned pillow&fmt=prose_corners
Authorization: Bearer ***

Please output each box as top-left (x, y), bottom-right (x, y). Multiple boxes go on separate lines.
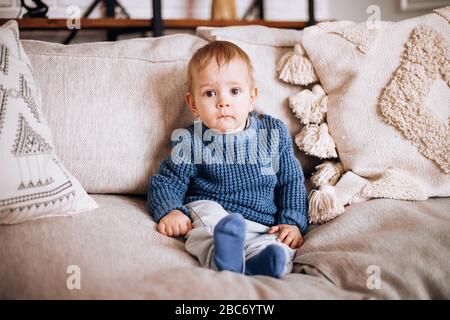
top-left (0, 20), bottom-right (98, 224)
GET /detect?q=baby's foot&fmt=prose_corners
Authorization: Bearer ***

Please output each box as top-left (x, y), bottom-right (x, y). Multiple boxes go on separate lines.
top-left (213, 213), bottom-right (245, 273)
top-left (245, 244), bottom-right (286, 278)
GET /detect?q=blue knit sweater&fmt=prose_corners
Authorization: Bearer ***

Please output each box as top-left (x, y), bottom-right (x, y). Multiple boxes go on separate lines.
top-left (147, 112), bottom-right (308, 234)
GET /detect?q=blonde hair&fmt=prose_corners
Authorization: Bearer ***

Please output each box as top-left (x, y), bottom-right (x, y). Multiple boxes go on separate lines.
top-left (187, 41), bottom-right (255, 93)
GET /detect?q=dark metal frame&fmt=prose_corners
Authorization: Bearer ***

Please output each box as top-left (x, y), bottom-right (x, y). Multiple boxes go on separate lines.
top-left (152, 0), bottom-right (163, 37)
top-left (308, 0), bottom-right (315, 26)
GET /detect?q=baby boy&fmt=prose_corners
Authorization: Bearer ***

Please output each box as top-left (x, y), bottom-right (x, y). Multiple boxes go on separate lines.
top-left (147, 41), bottom-right (308, 278)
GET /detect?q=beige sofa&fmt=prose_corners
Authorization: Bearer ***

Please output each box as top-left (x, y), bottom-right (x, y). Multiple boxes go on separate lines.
top-left (0, 24), bottom-right (449, 300)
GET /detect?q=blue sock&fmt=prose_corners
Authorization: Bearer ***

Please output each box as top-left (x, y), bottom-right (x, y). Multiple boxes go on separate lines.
top-left (244, 244), bottom-right (286, 278)
top-left (213, 213), bottom-right (245, 273)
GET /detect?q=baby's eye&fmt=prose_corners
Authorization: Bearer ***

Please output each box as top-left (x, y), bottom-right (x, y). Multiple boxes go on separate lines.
top-left (204, 90), bottom-right (216, 97)
top-left (230, 88), bottom-right (241, 95)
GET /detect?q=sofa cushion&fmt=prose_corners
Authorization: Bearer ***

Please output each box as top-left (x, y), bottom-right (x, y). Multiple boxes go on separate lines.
top-left (0, 193), bottom-right (361, 299)
top-left (21, 34), bottom-right (208, 195)
top-left (196, 24), bottom-right (303, 47)
top-left (294, 197), bottom-right (450, 299)
top-left (0, 194), bottom-right (197, 298)
top-left (1, 193), bottom-right (448, 299)
top-left (0, 20), bottom-right (97, 224)
top-left (196, 25), bottom-right (321, 175)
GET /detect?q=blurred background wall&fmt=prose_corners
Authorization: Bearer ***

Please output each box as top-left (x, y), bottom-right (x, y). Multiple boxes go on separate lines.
top-left (0, 0), bottom-right (448, 43)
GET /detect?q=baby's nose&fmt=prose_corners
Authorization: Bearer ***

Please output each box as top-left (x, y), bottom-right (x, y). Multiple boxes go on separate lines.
top-left (217, 98), bottom-right (230, 108)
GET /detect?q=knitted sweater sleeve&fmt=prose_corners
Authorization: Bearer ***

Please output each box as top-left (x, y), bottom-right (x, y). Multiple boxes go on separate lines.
top-left (274, 120), bottom-right (309, 235)
top-left (147, 138), bottom-right (196, 223)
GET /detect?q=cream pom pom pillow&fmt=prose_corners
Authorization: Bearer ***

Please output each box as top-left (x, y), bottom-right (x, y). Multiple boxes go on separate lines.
top-left (298, 8), bottom-right (450, 219)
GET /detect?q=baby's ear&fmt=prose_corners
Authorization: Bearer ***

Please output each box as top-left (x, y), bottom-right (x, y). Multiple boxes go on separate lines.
top-left (251, 87), bottom-right (258, 100)
top-left (185, 93), bottom-right (197, 115)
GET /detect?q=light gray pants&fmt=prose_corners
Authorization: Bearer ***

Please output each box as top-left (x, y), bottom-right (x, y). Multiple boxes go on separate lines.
top-left (184, 200), bottom-right (296, 276)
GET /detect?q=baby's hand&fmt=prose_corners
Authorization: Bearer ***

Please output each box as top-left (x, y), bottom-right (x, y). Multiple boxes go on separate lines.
top-left (157, 209), bottom-right (192, 237)
top-left (268, 224), bottom-right (304, 249)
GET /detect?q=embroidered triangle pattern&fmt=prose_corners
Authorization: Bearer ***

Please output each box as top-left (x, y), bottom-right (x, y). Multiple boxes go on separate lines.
top-left (379, 25), bottom-right (450, 174)
top-left (0, 43), bottom-right (8, 75)
top-left (12, 113), bottom-right (52, 157)
top-left (18, 178), bottom-right (54, 190)
top-left (19, 74), bottom-right (40, 122)
top-left (0, 190), bottom-right (76, 224)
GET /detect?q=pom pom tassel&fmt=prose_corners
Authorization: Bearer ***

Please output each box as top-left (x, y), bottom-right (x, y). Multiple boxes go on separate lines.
top-left (311, 161), bottom-right (345, 187)
top-left (294, 123), bottom-right (338, 159)
top-left (276, 44), bottom-right (319, 86)
top-left (289, 84), bottom-right (328, 124)
top-left (308, 184), bottom-right (345, 224)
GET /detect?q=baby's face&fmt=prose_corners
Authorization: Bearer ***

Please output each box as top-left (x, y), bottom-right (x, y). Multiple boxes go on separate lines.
top-left (186, 57), bottom-right (257, 133)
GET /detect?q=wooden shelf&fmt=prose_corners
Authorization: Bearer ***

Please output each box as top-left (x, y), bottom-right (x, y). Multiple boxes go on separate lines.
top-left (0, 18), bottom-right (309, 31)
top-left (164, 19), bottom-right (308, 29)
